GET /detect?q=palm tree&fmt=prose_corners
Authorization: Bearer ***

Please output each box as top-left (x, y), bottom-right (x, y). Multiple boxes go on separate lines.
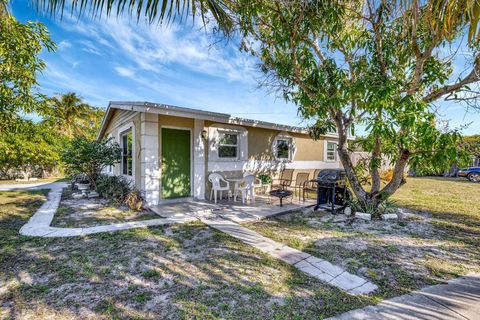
top-left (33, 0), bottom-right (480, 42)
top-left (45, 92), bottom-right (103, 139)
top-left (33, 0), bottom-right (234, 34)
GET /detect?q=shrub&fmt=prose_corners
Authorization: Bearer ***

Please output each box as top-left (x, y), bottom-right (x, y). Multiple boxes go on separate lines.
top-left (96, 175), bottom-right (143, 210)
top-left (124, 190), bottom-right (143, 211)
top-left (348, 198), bottom-right (397, 219)
top-left (61, 137), bottom-right (121, 189)
top-left (258, 174), bottom-right (272, 185)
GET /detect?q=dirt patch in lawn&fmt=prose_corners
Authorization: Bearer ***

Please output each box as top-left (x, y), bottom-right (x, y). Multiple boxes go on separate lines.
top-left (51, 189), bottom-right (159, 228)
top-left (245, 207), bottom-right (480, 298)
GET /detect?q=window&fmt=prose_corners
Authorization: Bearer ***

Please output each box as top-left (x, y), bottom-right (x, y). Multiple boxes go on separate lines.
top-left (121, 130), bottom-right (133, 176)
top-left (326, 141), bottom-right (337, 161)
top-left (276, 139), bottom-right (291, 159)
top-left (218, 132), bottom-right (238, 158)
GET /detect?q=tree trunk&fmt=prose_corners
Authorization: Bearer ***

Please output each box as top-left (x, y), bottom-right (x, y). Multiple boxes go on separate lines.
top-left (334, 113), bottom-right (367, 202)
top-left (370, 135), bottom-right (382, 194)
top-left (377, 148), bottom-right (410, 200)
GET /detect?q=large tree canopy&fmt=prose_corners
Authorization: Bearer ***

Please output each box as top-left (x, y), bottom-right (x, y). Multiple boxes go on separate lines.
top-left (233, 0), bottom-right (480, 213)
top-left (0, 3), bottom-right (55, 125)
top-left (27, 0), bottom-right (480, 212)
top-left (43, 92), bottom-right (104, 139)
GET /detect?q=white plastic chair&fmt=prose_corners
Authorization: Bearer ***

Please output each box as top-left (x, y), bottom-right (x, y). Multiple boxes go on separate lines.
top-left (208, 173), bottom-right (230, 203)
top-left (244, 172), bottom-right (263, 194)
top-left (234, 175), bottom-right (256, 204)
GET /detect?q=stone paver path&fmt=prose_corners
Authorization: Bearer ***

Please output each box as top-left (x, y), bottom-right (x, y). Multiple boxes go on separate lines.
top-left (327, 273), bottom-right (480, 319)
top-left (19, 184), bottom-right (196, 237)
top-left (200, 216), bottom-right (378, 295)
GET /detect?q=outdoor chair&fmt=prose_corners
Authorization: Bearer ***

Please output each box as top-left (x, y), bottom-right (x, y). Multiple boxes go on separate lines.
top-left (302, 169), bottom-right (321, 201)
top-left (234, 174), bottom-right (256, 204)
top-left (243, 171), bottom-right (263, 194)
top-left (208, 173), bottom-right (230, 203)
top-left (271, 169), bottom-right (294, 190)
top-left (292, 172), bottom-right (310, 201)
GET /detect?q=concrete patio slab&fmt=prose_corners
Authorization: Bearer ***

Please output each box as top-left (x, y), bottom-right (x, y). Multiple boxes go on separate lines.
top-left (327, 274), bottom-right (480, 320)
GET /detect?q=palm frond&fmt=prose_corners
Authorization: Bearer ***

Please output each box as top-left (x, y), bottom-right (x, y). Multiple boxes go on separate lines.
top-left (33, 0), bottom-right (234, 34)
top-left (399, 0), bottom-right (480, 43)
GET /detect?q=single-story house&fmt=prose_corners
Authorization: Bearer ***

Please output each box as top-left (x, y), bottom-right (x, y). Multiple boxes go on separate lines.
top-left (97, 101), bottom-right (349, 206)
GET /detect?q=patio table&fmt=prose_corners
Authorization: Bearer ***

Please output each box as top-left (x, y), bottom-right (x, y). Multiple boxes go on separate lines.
top-left (226, 177), bottom-right (243, 201)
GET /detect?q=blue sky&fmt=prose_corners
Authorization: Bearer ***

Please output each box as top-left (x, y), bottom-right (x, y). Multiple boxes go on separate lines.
top-left (11, 1), bottom-right (480, 135)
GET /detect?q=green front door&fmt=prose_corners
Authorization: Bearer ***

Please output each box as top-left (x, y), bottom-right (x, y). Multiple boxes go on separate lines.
top-left (161, 128), bottom-right (191, 198)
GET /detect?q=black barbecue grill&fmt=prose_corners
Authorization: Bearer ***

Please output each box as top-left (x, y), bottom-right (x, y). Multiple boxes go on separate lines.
top-left (312, 169), bottom-right (352, 214)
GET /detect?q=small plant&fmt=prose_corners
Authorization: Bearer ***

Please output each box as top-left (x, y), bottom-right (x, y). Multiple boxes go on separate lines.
top-left (124, 190), bottom-right (143, 211)
top-left (96, 175), bottom-right (133, 204)
top-left (348, 198), bottom-right (396, 219)
top-left (258, 174), bottom-right (272, 185)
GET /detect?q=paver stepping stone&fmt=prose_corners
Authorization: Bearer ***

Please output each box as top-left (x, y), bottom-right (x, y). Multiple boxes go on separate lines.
top-left (201, 216), bottom-right (377, 295)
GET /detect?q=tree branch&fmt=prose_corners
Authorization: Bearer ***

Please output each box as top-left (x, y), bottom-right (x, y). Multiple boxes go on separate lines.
top-left (423, 54), bottom-right (480, 103)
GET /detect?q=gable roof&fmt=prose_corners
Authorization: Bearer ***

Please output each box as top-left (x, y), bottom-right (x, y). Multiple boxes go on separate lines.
top-left (97, 101), bottom-right (348, 140)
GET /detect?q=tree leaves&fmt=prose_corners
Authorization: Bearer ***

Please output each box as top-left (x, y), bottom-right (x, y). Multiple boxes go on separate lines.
top-left (0, 12), bottom-right (55, 127)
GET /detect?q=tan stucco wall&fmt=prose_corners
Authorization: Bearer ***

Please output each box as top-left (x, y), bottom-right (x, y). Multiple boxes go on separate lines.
top-left (247, 127), bottom-right (277, 161)
top-left (291, 133), bottom-right (326, 161)
top-left (159, 115), bottom-right (194, 129)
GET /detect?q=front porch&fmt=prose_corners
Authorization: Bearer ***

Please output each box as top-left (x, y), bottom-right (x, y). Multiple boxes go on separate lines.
top-left (150, 195), bottom-right (317, 223)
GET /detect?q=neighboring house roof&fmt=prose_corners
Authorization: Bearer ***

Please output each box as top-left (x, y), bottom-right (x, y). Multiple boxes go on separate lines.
top-left (97, 101), bottom-right (350, 140)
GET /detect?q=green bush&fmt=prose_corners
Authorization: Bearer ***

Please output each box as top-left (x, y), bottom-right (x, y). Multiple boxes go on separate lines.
top-left (96, 175), bottom-right (143, 210)
top-left (258, 174), bottom-right (272, 185)
top-left (61, 137), bottom-right (121, 189)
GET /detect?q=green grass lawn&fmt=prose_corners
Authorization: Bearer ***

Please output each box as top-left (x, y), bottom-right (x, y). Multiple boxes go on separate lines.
top-left (0, 177), bottom-right (478, 319)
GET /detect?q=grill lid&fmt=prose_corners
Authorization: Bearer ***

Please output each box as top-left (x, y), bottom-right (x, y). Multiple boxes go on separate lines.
top-left (316, 169), bottom-right (346, 182)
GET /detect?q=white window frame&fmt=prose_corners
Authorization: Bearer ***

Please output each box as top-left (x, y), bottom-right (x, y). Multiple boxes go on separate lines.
top-left (325, 140), bottom-right (338, 162)
top-left (121, 129), bottom-right (134, 176)
top-left (117, 122), bottom-right (135, 179)
top-left (217, 130), bottom-right (240, 160)
top-left (272, 133), bottom-right (295, 162)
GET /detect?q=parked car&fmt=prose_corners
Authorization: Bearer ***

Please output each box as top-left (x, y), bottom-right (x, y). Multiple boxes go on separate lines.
top-left (457, 167), bottom-right (480, 182)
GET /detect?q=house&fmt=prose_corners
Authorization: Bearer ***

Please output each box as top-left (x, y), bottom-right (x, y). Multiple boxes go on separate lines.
top-left (97, 101), bottom-right (347, 206)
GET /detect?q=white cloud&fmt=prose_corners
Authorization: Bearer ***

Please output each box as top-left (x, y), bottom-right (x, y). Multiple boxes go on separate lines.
top-left (115, 66), bottom-right (135, 77)
top-left (63, 15), bottom-right (258, 83)
top-left (58, 40), bottom-right (72, 50)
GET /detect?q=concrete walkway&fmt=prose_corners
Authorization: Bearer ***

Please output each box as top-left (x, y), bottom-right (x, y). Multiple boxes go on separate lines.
top-left (0, 181), bottom-right (66, 191)
top-left (19, 184), bottom-right (196, 237)
top-left (201, 215), bottom-right (378, 295)
top-left (327, 274), bottom-right (480, 320)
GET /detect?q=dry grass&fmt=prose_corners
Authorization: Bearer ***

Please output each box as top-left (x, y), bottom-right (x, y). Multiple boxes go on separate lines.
top-left (0, 190), bottom-right (372, 320)
top-left (1, 177), bottom-right (478, 319)
top-left (51, 189), bottom-right (159, 228)
top-left (245, 177), bottom-right (480, 298)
